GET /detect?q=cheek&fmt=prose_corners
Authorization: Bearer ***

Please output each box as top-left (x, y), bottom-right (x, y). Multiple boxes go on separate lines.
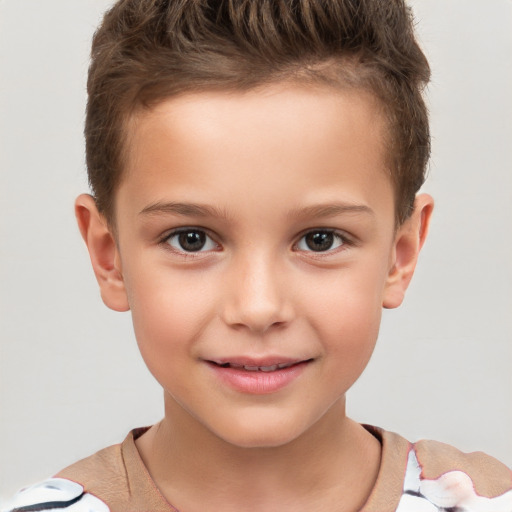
top-left (313, 289), bottom-right (382, 393)
top-left (304, 264), bottom-right (386, 356)
top-left (123, 264), bottom-right (218, 364)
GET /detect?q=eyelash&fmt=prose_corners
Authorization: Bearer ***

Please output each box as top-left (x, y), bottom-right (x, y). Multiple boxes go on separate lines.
top-left (159, 227), bottom-right (353, 257)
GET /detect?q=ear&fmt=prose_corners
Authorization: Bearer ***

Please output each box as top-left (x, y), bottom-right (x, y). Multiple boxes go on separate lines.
top-left (382, 193), bottom-right (434, 309)
top-left (75, 194), bottom-right (130, 312)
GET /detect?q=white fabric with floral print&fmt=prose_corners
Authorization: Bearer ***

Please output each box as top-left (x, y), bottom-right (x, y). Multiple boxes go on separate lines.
top-left (396, 449), bottom-right (512, 512)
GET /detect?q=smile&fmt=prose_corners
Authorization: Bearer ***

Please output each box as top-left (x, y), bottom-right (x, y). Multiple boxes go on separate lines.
top-left (206, 358), bottom-right (313, 394)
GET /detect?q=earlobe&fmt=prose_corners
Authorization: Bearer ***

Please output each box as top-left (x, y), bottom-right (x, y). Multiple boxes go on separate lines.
top-left (382, 193), bottom-right (434, 309)
top-left (75, 194), bottom-right (130, 312)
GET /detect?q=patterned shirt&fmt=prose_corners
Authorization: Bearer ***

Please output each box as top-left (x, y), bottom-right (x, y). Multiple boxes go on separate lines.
top-left (3, 426), bottom-right (511, 512)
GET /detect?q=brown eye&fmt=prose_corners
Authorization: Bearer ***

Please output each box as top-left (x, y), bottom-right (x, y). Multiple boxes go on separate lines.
top-left (179, 231), bottom-right (206, 251)
top-left (166, 229), bottom-right (216, 252)
top-left (297, 230), bottom-right (345, 252)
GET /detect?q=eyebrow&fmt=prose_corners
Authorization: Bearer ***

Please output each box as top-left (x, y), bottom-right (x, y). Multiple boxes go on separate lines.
top-left (139, 201), bottom-right (231, 219)
top-left (287, 202), bottom-right (375, 219)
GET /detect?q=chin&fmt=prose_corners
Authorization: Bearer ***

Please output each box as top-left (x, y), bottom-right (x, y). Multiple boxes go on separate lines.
top-left (212, 415), bottom-right (309, 449)
top-left (220, 432), bottom-right (298, 450)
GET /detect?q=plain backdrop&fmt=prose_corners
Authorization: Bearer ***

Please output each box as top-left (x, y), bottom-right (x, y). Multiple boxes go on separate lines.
top-left (1, 0), bottom-right (511, 502)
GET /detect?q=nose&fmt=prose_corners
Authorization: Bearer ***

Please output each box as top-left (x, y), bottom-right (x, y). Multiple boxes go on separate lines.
top-left (221, 252), bottom-right (294, 334)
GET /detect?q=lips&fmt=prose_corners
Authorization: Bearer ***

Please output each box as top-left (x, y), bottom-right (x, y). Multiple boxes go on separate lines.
top-left (206, 357), bottom-right (312, 394)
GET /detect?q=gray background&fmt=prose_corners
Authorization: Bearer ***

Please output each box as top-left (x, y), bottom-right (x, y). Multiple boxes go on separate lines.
top-left (1, 0), bottom-right (511, 501)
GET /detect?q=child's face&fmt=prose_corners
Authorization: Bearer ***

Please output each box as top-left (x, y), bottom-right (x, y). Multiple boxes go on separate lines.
top-left (79, 84), bottom-right (429, 447)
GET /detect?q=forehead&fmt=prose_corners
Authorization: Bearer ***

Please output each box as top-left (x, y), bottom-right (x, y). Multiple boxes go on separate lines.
top-left (127, 83), bottom-right (386, 153)
top-left (118, 84), bottom-right (394, 225)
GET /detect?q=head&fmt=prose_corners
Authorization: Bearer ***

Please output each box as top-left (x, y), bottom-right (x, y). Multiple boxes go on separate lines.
top-left (85, 0), bottom-right (431, 227)
top-left (76, 0), bottom-right (434, 448)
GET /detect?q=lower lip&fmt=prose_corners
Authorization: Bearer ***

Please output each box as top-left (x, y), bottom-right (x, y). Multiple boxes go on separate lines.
top-left (206, 361), bottom-right (310, 394)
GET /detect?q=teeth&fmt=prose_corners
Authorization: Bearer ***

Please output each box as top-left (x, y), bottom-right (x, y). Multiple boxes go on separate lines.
top-left (259, 365), bottom-right (278, 372)
top-left (214, 361), bottom-right (298, 371)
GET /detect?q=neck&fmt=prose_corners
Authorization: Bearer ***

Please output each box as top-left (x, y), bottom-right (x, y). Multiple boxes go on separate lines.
top-left (136, 395), bottom-right (381, 512)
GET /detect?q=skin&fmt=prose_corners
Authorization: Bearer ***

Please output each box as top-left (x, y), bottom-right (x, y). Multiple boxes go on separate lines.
top-left (76, 83), bottom-right (433, 511)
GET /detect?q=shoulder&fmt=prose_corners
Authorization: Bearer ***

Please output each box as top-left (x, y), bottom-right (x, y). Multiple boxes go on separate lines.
top-left (0, 477), bottom-right (110, 512)
top-left (398, 437), bottom-right (512, 511)
top-left (56, 440), bottom-right (127, 495)
top-left (413, 438), bottom-right (512, 493)
top-left (2, 428), bottom-right (172, 512)
top-left (362, 426), bottom-right (512, 512)
top-left (1, 443), bottom-right (124, 512)
top-left (2, 438), bottom-right (126, 512)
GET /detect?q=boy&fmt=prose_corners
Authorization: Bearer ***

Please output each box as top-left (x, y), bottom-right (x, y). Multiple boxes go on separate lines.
top-left (3, 0), bottom-right (511, 511)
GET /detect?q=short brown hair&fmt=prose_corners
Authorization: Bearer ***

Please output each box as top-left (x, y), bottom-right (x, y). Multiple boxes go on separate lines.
top-left (86, 0), bottom-right (430, 225)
